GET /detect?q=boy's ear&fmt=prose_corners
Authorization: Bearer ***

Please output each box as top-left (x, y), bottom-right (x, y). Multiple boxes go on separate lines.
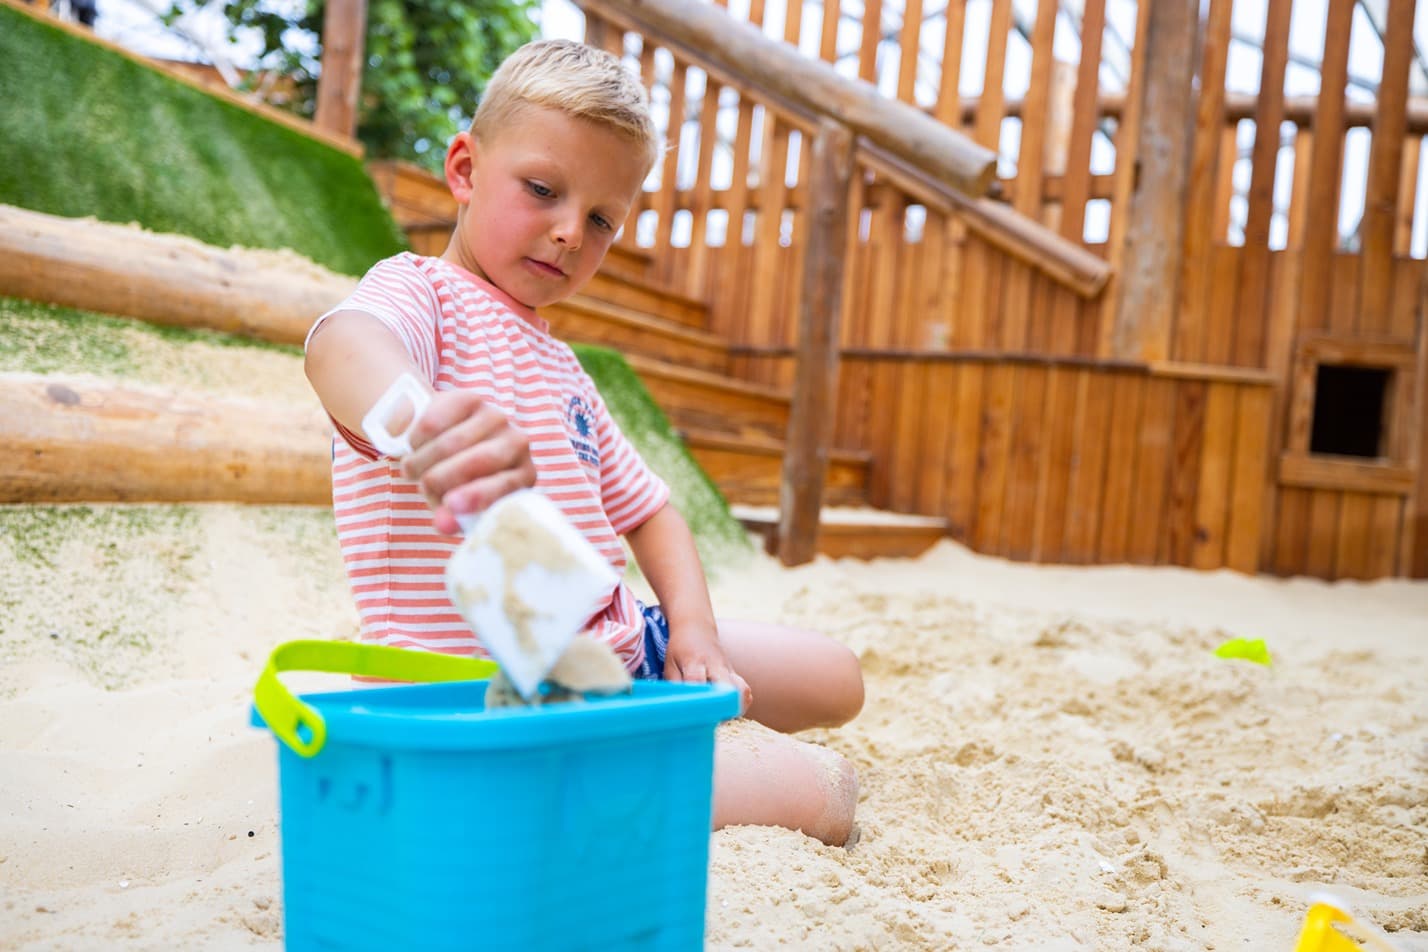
top-left (445, 132), bottom-right (476, 205)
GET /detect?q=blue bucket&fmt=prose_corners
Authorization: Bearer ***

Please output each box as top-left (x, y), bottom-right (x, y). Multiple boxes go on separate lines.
top-left (252, 670), bottom-right (739, 951)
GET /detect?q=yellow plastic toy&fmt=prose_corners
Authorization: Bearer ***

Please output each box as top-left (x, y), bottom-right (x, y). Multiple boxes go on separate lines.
top-left (1293, 896), bottom-right (1400, 952)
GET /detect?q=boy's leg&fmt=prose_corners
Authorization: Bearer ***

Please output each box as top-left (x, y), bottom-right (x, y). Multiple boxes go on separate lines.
top-left (713, 718), bottom-right (859, 847)
top-left (715, 619), bottom-right (864, 733)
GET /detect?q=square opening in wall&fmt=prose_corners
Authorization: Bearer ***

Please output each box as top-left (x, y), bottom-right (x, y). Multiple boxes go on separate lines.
top-left (1309, 364), bottom-right (1390, 459)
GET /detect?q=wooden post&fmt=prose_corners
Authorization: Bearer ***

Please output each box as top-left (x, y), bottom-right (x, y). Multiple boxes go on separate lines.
top-left (1110, 0), bottom-right (1199, 361)
top-left (777, 121), bottom-right (856, 566)
top-left (314, 0), bottom-right (368, 140)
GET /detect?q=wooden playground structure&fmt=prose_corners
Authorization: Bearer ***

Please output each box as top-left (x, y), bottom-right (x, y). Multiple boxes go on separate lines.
top-left (4, 0), bottom-right (1425, 581)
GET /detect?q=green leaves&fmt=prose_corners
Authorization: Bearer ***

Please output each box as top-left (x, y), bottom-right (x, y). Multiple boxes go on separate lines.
top-left (169, 0), bottom-right (539, 174)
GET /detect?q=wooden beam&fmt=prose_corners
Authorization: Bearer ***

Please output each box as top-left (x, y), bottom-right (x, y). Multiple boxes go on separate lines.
top-left (944, 91), bottom-right (1428, 136)
top-left (1233, 0), bottom-right (1294, 367)
top-left (1358, 0), bottom-right (1419, 333)
top-left (777, 122), bottom-right (856, 566)
top-left (0, 205), bottom-right (354, 345)
top-left (573, 0), bottom-right (997, 196)
top-left (314, 0), bottom-right (368, 140)
top-left (1112, 0), bottom-right (1198, 361)
top-left (0, 373), bottom-right (331, 504)
top-left (855, 142), bottom-right (1111, 298)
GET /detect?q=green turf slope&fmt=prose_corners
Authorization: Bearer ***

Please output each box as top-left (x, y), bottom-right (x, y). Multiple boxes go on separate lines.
top-left (0, 6), bottom-right (405, 276)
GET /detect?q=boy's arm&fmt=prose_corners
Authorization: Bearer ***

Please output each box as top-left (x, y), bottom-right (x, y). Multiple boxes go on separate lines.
top-left (306, 311), bottom-right (536, 533)
top-left (625, 503), bottom-right (751, 707)
top-left (306, 310), bottom-right (424, 436)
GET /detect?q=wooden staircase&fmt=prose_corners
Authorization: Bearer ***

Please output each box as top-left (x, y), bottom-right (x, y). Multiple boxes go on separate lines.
top-left (371, 160), bottom-right (947, 560)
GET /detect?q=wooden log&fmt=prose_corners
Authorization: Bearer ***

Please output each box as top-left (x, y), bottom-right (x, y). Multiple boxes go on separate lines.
top-left (1111, 0), bottom-right (1198, 361)
top-left (0, 373), bottom-right (331, 504)
top-left (314, 0), bottom-right (368, 140)
top-left (777, 122), bottom-right (856, 566)
top-left (0, 205), bottom-right (354, 345)
top-left (572, 0), bottom-right (998, 196)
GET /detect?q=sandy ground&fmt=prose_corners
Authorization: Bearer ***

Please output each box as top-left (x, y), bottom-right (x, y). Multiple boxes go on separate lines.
top-left (1, 504), bottom-right (1424, 951)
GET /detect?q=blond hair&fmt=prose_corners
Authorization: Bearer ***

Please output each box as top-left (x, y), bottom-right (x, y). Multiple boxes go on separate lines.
top-left (472, 39), bottom-right (659, 175)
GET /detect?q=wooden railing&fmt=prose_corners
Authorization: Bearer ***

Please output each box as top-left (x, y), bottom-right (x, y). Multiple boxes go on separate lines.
top-left (572, 0), bottom-right (1427, 579)
top-left (576, 0), bottom-right (1127, 561)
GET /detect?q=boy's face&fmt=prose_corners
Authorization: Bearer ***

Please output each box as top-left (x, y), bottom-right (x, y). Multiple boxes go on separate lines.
top-left (443, 106), bottom-right (648, 310)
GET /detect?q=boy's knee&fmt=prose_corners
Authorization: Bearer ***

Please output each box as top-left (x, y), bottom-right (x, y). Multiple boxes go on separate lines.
top-left (806, 748), bottom-right (859, 847)
top-left (822, 643), bottom-right (865, 727)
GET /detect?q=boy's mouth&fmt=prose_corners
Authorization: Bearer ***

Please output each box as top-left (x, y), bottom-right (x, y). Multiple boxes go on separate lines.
top-left (524, 257), bottom-right (566, 278)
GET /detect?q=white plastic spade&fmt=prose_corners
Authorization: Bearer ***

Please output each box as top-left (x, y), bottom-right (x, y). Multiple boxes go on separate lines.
top-left (361, 374), bottom-right (619, 700)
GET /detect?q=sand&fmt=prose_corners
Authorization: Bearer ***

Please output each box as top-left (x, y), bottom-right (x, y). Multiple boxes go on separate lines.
top-left (3, 253), bottom-right (1426, 946)
top-left (1, 504), bottom-right (1425, 951)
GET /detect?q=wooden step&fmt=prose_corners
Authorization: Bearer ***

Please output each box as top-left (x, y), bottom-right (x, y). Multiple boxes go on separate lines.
top-left (682, 430), bottom-right (870, 507)
top-left (625, 353), bottom-right (789, 444)
top-left (583, 268), bottom-right (709, 331)
top-left (730, 504), bottom-right (949, 560)
top-left (543, 295), bottom-right (729, 375)
top-left (601, 244), bottom-right (656, 283)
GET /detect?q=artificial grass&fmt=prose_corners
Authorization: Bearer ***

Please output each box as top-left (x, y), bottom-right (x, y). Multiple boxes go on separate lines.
top-left (0, 6), bottom-right (406, 277)
top-left (0, 295), bottom-right (300, 379)
top-left (574, 344), bottom-right (752, 574)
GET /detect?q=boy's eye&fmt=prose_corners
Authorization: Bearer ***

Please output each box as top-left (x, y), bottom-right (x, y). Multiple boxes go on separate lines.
top-left (527, 181), bottom-right (554, 198)
top-left (590, 214), bottom-right (613, 232)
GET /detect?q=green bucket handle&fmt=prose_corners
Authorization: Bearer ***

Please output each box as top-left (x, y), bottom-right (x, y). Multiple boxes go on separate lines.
top-left (254, 640), bottom-right (499, 759)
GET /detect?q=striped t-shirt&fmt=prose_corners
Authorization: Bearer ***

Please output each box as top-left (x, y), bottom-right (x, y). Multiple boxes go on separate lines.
top-left (309, 253), bottom-right (670, 671)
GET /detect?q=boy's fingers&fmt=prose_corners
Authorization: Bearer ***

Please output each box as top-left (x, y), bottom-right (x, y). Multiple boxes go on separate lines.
top-left (412, 426), bottom-right (532, 505)
top-left (442, 468), bottom-right (537, 522)
top-left (403, 405), bottom-right (511, 481)
top-left (407, 390), bottom-right (485, 447)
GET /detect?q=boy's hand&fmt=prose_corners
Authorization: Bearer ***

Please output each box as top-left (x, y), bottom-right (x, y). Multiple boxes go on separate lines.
top-left (665, 625), bottom-right (752, 713)
top-left (399, 390), bottom-right (537, 535)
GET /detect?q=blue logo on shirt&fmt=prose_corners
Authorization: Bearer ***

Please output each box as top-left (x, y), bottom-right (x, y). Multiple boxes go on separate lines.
top-left (566, 395), bottom-right (600, 468)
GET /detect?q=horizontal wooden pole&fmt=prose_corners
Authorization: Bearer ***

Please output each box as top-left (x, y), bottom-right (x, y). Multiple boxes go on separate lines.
top-left (0, 373), bottom-right (332, 504)
top-left (577, 0), bottom-right (997, 197)
top-left (0, 205), bottom-right (355, 345)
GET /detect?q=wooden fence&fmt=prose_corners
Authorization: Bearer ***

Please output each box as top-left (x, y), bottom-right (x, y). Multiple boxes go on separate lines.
top-left (578, 0), bottom-right (1426, 579)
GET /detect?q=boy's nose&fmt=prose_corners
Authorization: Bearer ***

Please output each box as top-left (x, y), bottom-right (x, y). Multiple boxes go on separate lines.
top-left (550, 215), bottom-right (582, 250)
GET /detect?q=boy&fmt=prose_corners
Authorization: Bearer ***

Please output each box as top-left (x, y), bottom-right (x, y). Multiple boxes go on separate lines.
top-left (304, 39), bottom-right (863, 845)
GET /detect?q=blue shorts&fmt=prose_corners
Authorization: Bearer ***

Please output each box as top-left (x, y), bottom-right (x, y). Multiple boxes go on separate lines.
top-left (635, 602), bottom-right (670, 681)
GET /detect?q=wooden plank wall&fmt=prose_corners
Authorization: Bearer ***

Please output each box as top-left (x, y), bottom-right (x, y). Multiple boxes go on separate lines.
top-left (584, 1), bottom-right (1428, 579)
top-left (587, 0), bottom-right (1135, 369)
top-left (1163, 0), bottom-right (1426, 579)
top-left (818, 357), bottom-right (1275, 573)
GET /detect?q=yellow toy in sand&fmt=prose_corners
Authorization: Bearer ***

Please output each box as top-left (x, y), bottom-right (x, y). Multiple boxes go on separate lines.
top-left (1293, 896), bottom-right (1400, 952)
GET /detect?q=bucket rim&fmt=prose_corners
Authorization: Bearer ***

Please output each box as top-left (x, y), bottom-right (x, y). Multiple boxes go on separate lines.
top-left (251, 679), bottom-right (741, 753)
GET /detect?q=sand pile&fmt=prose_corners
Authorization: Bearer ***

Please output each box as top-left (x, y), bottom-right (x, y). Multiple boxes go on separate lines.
top-left (1, 504), bottom-right (1424, 950)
